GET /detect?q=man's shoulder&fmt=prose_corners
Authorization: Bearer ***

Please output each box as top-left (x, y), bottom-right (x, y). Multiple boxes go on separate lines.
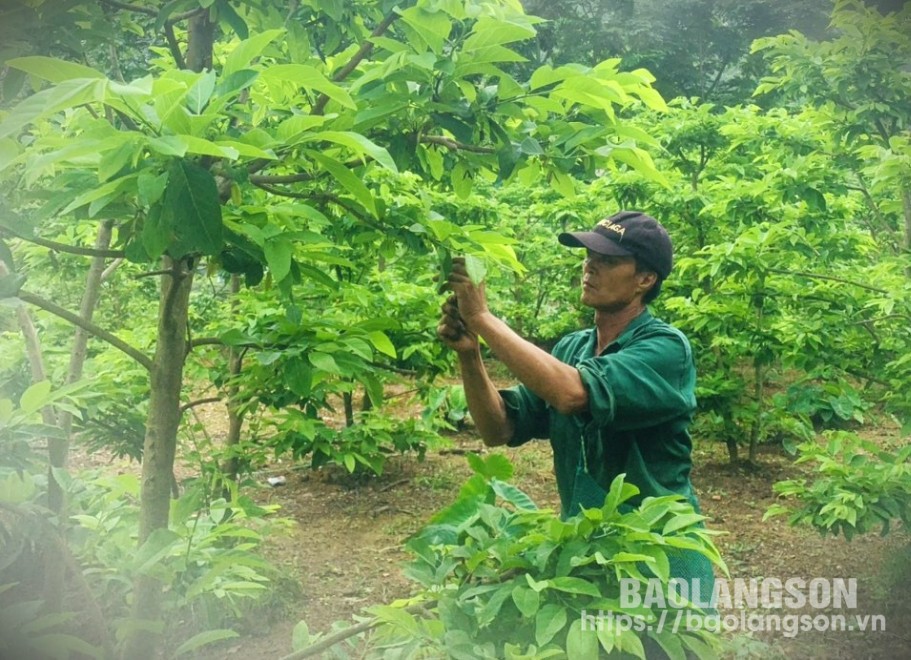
top-left (551, 328), bottom-right (594, 357)
top-left (631, 314), bottom-right (693, 357)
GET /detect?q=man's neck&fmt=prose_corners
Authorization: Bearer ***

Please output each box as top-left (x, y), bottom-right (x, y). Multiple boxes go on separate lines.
top-left (593, 304), bottom-right (646, 354)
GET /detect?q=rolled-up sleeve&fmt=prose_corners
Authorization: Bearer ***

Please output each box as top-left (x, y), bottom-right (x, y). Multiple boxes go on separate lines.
top-left (576, 332), bottom-right (695, 431)
top-left (499, 385), bottom-right (549, 447)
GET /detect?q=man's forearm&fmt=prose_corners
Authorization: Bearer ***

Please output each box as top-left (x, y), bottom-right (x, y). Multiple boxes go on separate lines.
top-left (472, 312), bottom-right (588, 416)
top-left (456, 347), bottom-right (514, 446)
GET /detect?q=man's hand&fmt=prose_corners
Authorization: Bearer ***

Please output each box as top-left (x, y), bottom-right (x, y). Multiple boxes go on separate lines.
top-left (437, 257), bottom-right (490, 353)
top-left (437, 294), bottom-right (479, 353)
top-left (444, 256), bottom-right (490, 330)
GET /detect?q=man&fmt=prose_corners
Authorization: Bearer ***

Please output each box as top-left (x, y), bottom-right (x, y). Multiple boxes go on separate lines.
top-left (437, 210), bottom-right (713, 602)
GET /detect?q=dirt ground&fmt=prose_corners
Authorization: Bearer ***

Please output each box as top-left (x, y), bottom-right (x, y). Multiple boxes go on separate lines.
top-left (178, 411), bottom-right (911, 660)
top-left (69, 395), bottom-right (911, 659)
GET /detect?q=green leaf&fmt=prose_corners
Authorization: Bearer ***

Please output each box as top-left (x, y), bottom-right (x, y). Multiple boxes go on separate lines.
top-left (186, 69), bottom-right (217, 114)
top-left (19, 380), bottom-right (52, 414)
top-left (309, 352), bottom-right (340, 374)
top-left (172, 629), bottom-right (239, 657)
top-left (308, 151), bottom-right (376, 216)
top-left (511, 585), bottom-right (540, 618)
top-left (141, 205), bottom-right (170, 261)
top-left (137, 170), bottom-right (169, 207)
top-left (7, 56), bottom-right (106, 83)
top-left (214, 69), bottom-right (259, 97)
top-left (466, 453), bottom-right (514, 480)
top-left (451, 161), bottom-right (472, 199)
top-left (396, 6), bottom-right (452, 54)
top-left (535, 604), bottom-right (567, 647)
top-left (566, 618), bottom-right (599, 659)
top-left (549, 576), bottom-right (603, 597)
top-left (303, 131), bottom-right (398, 172)
top-left (648, 629), bottom-right (686, 660)
top-left (663, 513), bottom-right (705, 535)
top-left (619, 629), bottom-right (646, 659)
top-left (283, 360), bottom-right (312, 398)
top-left (264, 238), bottom-right (292, 282)
top-left (161, 159), bottom-right (224, 257)
top-left (0, 78), bottom-right (107, 139)
top-left (491, 479), bottom-right (537, 511)
top-left (133, 528), bottom-right (181, 574)
top-left (367, 331), bottom-right (396, 358)
top-left (291, 621), bottom-right (310, 652)
top-left (464, 254), bottom-right (487, 284)
top-left (217, 0), bottom-right (249, 39)
top-left (223, 29), bottom-right (285, 75)
top-left (260, 64), bottom-right (356, 109)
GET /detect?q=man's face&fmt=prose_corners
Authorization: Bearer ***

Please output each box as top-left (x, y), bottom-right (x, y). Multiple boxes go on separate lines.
top-left (580, 249), bottom-right (655, 312)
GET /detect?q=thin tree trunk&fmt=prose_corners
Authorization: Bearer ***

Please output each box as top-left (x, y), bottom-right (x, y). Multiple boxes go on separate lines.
top-left (0, 262), bottom-right (66, 609)
top-left (748, 360), bottom-right (764, 465)
top-left (722, 410), bottom-right (739, 464)
top-left (122, 13), bottom-right (213, 658)
top-left (122, 257), bottom-right (194, 660)
top-left (902, 185), bottom-right (911, 277)
top-left (56, 221), bottom-right (114, 504)
top-left (45, 220), bottom-right (112, 612)
top-left (221, 275), bottom-right (245, 483)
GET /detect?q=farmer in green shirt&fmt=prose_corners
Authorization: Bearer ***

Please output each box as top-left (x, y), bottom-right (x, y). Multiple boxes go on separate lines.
top-left (437, 210), bottom-right (713, 604)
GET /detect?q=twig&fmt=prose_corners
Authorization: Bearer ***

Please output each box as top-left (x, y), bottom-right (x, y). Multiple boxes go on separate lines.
top-left (189, 336), bottom-right (227, 349)
top-left (279, 603), bottom-right (432, 660)
top-left (420, 134), bottom-right (495, 154)
top-left (180, 397), bottom-right (222, 414)
top-left (767, 268), bottom-right (889, 294)
top-left (98, 0), bottom-right (204, 23)
top-left (1, 230), bottom-right (124, 258)
top-left (100, 257), bottom-right (123, 281)
top-left (17, 290), bottom-right (153, 371)
top-left (377, 478), bottom-right (410, 493)
top-left (252, 181), bottom-right (312, 198)
top-left (164, 22), bottom-right (186, 70)
top-left (134, 269), bottom-right (179, 279)
top-left (311, 10), bottom-right (401, 116)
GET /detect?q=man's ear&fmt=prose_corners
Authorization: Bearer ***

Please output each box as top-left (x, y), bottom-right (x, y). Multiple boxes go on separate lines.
top-left (637, 270), bottom-right (657, 293)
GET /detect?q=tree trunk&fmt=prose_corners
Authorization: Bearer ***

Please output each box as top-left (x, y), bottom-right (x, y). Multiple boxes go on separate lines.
top-left (748, 359), bottom-right (764, 465)
top-left (122, 12), bottom-right (213, 657)
top-left (122, 257), bottom-right (194, 660)
top-left (3, 261), bottom-right (64, 610)
top-left (221, 275), bottom-right (245, 484)
top-left (902, 184), bottom-right (911, 277)
top-left (343, 390), bottom-right (355, 427)
top-left (722, 410), bottom-right (739, 464)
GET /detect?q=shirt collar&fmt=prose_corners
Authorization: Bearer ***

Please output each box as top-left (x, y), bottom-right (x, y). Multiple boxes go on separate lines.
top-left (589, 307), bottom-right (653, 355)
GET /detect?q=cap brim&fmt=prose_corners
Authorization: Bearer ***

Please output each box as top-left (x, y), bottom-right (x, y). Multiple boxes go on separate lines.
top-left (558, 231), bottom-right (634, 257)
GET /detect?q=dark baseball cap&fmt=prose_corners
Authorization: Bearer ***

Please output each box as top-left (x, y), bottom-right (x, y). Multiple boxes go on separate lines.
top-left (558, 210), bottom-right (673, 279)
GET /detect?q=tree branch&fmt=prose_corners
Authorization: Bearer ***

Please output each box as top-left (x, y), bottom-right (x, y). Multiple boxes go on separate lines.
top-left (250, 172), bottom-right (318, 184)
top-left (180, 397), bottom-right (221, 413)
top-left (1, 230), bottom-right (125, 258)
top-left (98, 0), bottom-right (204, 23)
top-left (420, 135), bottom-right (496, 154)
top-left (101, 257), bottom-right (124, 281)
top-left (17, 290), bottom-right (153, 371)
top-left (767, 268), bottom-right (889, 294)
top-left (279, 603), bottom-right (432, 660)
top-left (311, 10), bottom-right (401, 116)
top-left (189, 337), bottom-right (226, 349)
top-left (164, 22), bottom-right (187, 70)
top-left (252, 181), bottom-right (311, 199)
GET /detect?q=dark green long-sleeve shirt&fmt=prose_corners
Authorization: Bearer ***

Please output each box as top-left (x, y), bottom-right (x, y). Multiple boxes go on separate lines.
top-left (501, 309), bottom-right (700, 516)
